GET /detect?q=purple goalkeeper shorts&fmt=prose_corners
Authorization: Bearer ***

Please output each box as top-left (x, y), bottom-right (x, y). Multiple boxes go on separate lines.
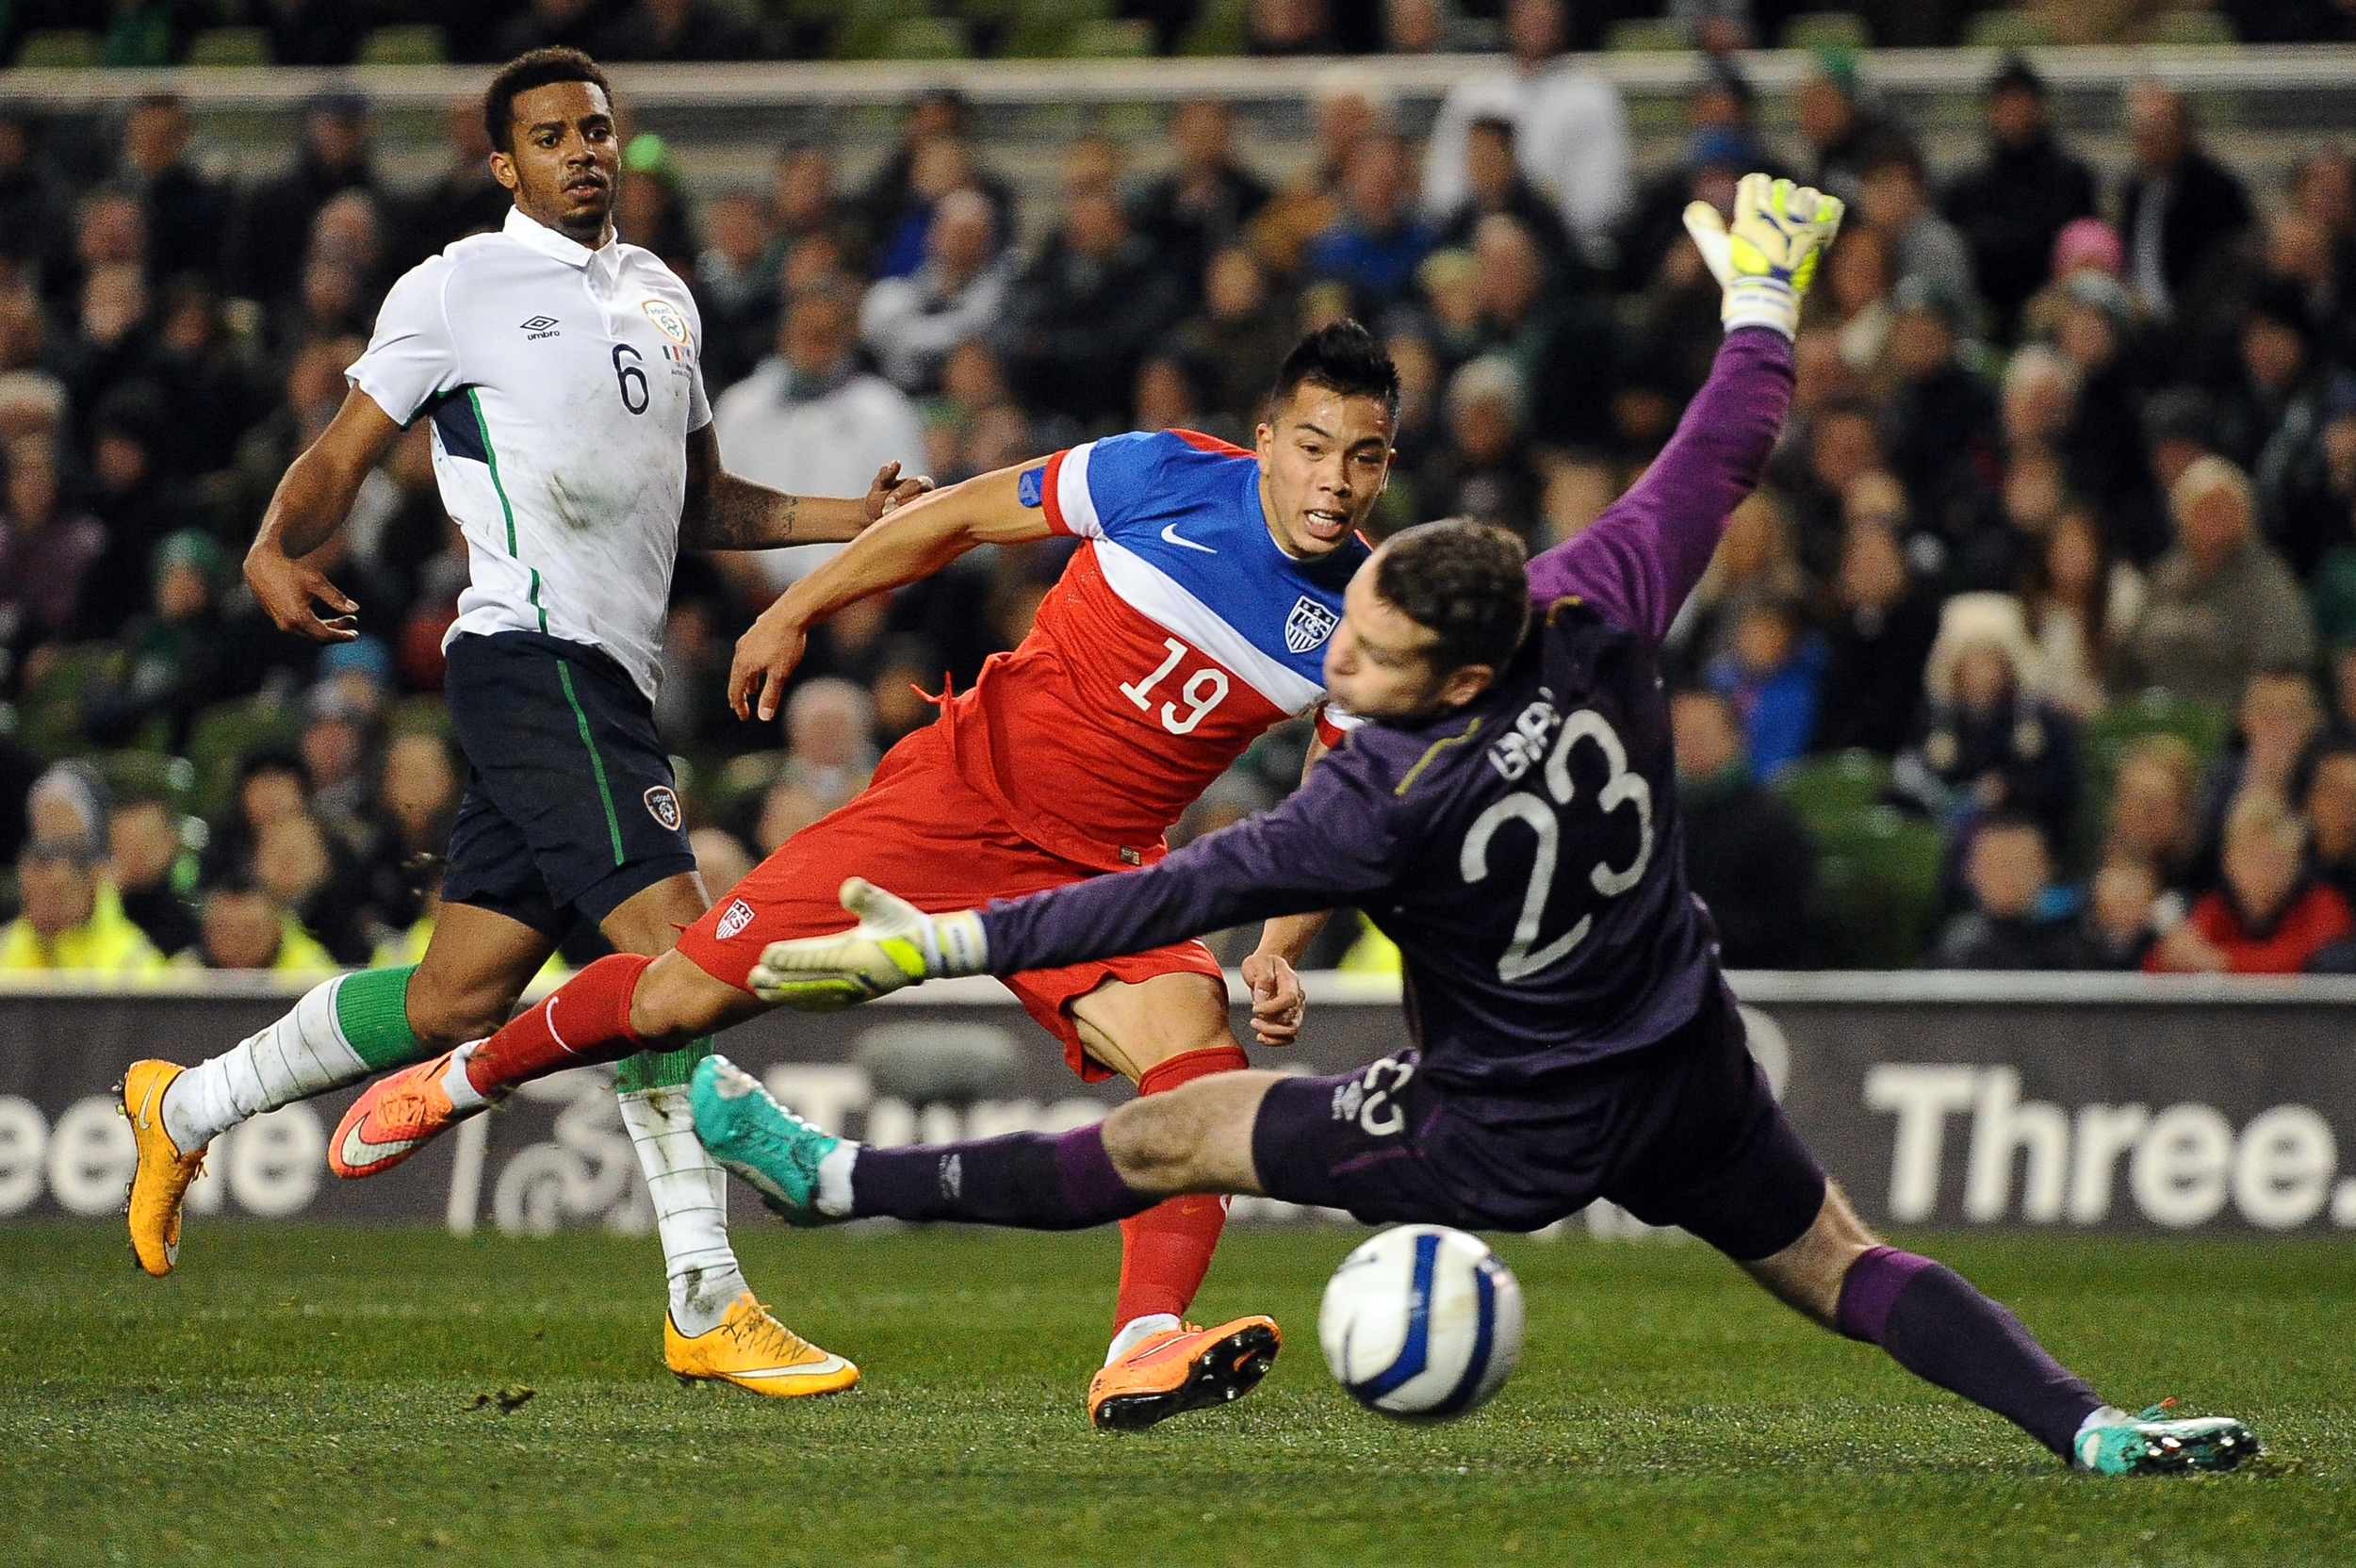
top-left (1248, 984), bottom-right (1824, 1261)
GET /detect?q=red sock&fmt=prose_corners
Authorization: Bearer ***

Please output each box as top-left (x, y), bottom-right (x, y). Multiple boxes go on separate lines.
top-left (466, 953), bottom-right (650, 1094)
top-left (1113, 1044), bottom-right (1250, 1332)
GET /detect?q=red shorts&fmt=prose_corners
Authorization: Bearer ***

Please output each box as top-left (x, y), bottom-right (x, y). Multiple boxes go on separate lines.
top-left (675, 725), bottom-right (1224, 1081)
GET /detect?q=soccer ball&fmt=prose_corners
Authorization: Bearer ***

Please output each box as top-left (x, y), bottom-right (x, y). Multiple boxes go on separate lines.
top-left (1318, 1225), bottom-right (1525, 1422)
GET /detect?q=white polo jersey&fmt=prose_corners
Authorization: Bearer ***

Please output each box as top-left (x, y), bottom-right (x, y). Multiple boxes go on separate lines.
top-left (348, 205), bottom-right (711, 699)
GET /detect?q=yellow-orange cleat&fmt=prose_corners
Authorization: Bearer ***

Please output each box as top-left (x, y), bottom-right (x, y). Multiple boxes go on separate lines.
top-left (119, 1059), bottom-right (205, 1277)
top-left (329, 1051), bottom-right (484, 1179)
top-left (1087, 1315), bottom-right (1280, 1431)
top-left (664, 1292), bottom-right (859, 1397)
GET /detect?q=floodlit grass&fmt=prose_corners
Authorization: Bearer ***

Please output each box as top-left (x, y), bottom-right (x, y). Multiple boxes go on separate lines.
top-left (1, 1222), bottom-right (2347, 1565)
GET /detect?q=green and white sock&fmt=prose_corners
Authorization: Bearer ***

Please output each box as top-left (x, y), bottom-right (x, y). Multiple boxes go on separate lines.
top-left (160, 967), bottom-right (427, 1151)
top-left (617, 1037), bottom-right (749, 1337)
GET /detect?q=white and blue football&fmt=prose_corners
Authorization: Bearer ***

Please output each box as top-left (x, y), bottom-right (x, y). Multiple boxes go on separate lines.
top-left (1318, 1225), bottom-right (1526, 1422)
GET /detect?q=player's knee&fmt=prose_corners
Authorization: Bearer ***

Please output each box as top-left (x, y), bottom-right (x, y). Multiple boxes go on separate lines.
top-left (625, 953), bottom-right (730, 1044)
top-left (1101, 1098), bottom-right (1207, 1193)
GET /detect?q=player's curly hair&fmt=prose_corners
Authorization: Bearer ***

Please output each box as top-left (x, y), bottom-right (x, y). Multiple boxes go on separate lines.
top-left (1375, 520), bottom-right (1530, 676)
top-left (1269, 319), bottom-right (1400, 424)
top-left (484, 47), bottom-right (613, 155)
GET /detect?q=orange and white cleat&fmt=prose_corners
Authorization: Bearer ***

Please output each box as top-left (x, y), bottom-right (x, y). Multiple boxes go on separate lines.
top-left (1086, 1315), bottom-right (1281, 1431)
top-left (119, 1059), bottom-right (205, 1277)
top-left (664, 1292), bottom-right (859, 1397)
top-left (328, 1050), bottom-right (485, 1179)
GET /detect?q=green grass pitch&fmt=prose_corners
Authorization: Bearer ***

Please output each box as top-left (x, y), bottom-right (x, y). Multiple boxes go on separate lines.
top-left (1, 1222), bottom-right (2348, 1566)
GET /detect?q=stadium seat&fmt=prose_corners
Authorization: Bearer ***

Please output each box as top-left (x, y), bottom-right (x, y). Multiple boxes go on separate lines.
top-left (92, 751), bottom-right (197, 815)
top-left (828, 0), bottom-right (938, 58)
top-left (1812, 806), bottom-right (1945, 970)
top-left (386, 695), bottom-right (455, 742)
top-left (1064, 18), bottom-right (1153, 56)
top-left (358, 24), bottom-right (450, 65)
top-left (186, 698), bottom-right (302, 822)
top-left (2089, 690), bottom-right (2232, 770)
top-left (1778, 11), bottom-right (1870, 50)
top-left (1178, 0), bottom-right (1248, 56)
top-left (185, 27), bottom-right (274, 67)
top-left (13, 30), bottom-right (101, 69)
top-left (1002, 0), bottom-right (1112, 57)
top-left (2151, 10), bottom-right (2236, 45)
top-left (1963, 11), bottom-right (2053, 47)
top-left (878, 16), bottom-right (973, 57)
top-left (1773, 749), bottom-right (1893, 839)
top-left (1603, 19), bottom-right (1691, 51)
top-left (19, 645), bottom-right (117, 761)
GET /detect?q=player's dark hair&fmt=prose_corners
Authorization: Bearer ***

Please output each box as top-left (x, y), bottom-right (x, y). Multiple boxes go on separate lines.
top-left (1268, 319), bottom-right (1401, 425)
top-left (1375, 520), bottom-right (1530, 677)
top-left (483, 47), bottom-right (612, 155)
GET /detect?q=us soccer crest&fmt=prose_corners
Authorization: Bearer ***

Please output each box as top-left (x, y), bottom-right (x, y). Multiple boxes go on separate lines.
top-left (1285, 595), bottom-right (1340, 655)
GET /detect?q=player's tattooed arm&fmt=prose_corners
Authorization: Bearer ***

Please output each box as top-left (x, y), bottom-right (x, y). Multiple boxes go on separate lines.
top-left (678, 426), bottom-right (931, 549)
top-left (246, 386), bottom-right (402, 644)
top-left (1239, 734), bottom-right (1336, 1047)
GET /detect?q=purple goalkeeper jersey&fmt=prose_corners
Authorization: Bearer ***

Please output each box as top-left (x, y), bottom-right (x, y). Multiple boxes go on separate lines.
top-left (979, 328), bottom-right (1795, 1094)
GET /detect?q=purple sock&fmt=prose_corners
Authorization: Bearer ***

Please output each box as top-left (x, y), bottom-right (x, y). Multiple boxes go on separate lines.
top-left (850, 1125), bottom-right (1153, 1230)
top-left (1837, 1245), bottom-right (2103, 1461)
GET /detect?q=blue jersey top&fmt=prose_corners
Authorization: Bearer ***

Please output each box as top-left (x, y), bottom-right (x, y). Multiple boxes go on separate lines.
top-left (977, 330), bottom-right (1796, 1095)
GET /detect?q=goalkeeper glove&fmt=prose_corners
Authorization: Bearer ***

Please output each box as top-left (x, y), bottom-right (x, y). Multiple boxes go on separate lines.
top-left (1682, 172), bottom-right (1845, 340)
top-left (746, 878), bottom-right (989, 1011)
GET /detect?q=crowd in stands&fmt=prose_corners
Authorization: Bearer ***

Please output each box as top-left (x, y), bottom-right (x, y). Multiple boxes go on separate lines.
top-left (7, 6), bottom-right (2356, 974)
top-left (8, 2), bottom-right (2356, 68)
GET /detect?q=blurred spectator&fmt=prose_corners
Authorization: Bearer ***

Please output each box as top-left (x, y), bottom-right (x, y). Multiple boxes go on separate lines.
top-left (0, 834), bottom-right (163, 974)
top-left (184, 865), bottom-right (337, 974)
top-left (693, 194), bottom-right (779, 396)
top-left (76, 388), bottom-right (204, 642)
top-left (1814, 508), bottom-right (1939, 754)
top-left (1426, 355), bottom-right (1544, 547)
top-left (712, 280), bottom-right (926, 589)
top-left (2080, 851), bottom-right (2164, 969)
top-left (1895, 593), bottom-right (2080, 849)
top-left (1881, 279), bottom-right (2004, 584)
top-left (2218, 281), bottom-right (2338, 577)
top-left (496, 0), bottom-right (602, 57)
top-left (1820, 220), bottom-right (1895, 381)
top-left (2147, 791), bottom-right (2352, 973)
top-left (596, 0), bottom-right (763, 61)
top-left (2190, 668), bottom-right (2328, 890)
top-left (1939, 57), bottom-right (2097, 344)
top-left (108, 793), bottom-right (196, 957)
top-left (1706, 597), bottom-right (1824, 779)
top-left (1926, 815), bottom-right (2089, 970)
top-left (1177, 246), bottom-right (1297, 428)
top-left (0, 434), bottom-right (103, 667)
top-left (2119, 85), bottom-right (2254, 324)
top-left (2019, 217), bottom-right (2130, 343)
top-left (145, 278), bottom-right (271, 484)
top-left (80, 530), bottom-right (232, 751)
top-left (754, 779), bottom-right (826, 856)
top-left (2021, 507), bottom-right (2143, 720)
top-left (860, 189), bottom-right (1013, 397)
top-left (691, 825), bottom-right (753, 902)
top-left (1618, 61), bottom-right (1781, 293)
top-left (1670, 688), bottom-right (1818, 969)
top-left (856, 91), bottom-right (1015, 284)
top-left (1301, 135), bottom-right (1433, 319)
top-left (232, 90), bottom-right (377, 306)
top-left (1432, 116), bottom-right (1578, 287)
top-left (397, 101), bottom-right (512, 271)
top-left (1794, 48), bottom-right (1894, 206)
top-left (358, 728), bottom-right (458, 934)
top-left (997, 181), bottom-right (1186, 428)
top-left (1856, 136), bottom-right (1977, 312)
top-left (118, 93), bottom-right (230, 286)
top-left (1419, 0), bottom-right (1630, 271)
top-left (257, 0), bottom-right (367, 65)
top-left (778, 677), bottom-right (878, 811)
top-left (254, 808), bottom-right (368, 966)
top-left (2110, 456), bottom-right (2315, 708)
top-left (2299, 738), bottom-right (2356, 907)
top-left (1133, 101), bottom-right (1271, 306)
top-left (300, 681), bottom-right (377, 851)
top-left (1667, 490), bottom-right (1807, 680)
top-left (0, 112), bottom-right (73, 300)
top-left (1465, 213), bottom-right (1617, 450)
top-left (1133, 351), bottom-right (1240, 446)
top-left (2107, 733), bottom-right (2204, 894)
top-left (616, 136), bottom-right (695, 280)
top-left (2046, 272), bottom-right (2168, 564)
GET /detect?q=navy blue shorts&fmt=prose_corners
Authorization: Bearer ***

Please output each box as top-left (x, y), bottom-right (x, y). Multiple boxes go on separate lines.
top-left (440, 630), bottom-right (696, 938)
top-left (1250, 985), bottom-right (1824, 1262)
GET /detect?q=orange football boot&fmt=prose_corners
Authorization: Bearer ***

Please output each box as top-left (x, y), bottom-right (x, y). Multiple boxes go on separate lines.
top-left (119, 1059), bottom-right (205, 1276)
top-left (329, 1050), bottom-right (488, 1178)
top-left (1086, 1315), bottom-right (1281, 1431)
top-left (665, 1292), bottom-right (859, 1396)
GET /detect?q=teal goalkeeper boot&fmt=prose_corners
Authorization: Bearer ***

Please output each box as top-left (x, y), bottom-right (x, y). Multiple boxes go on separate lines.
top-left (2075, 1403), bottom-right (2259, 1475)
top-left (690, 1054), bottom-right (843, 1226)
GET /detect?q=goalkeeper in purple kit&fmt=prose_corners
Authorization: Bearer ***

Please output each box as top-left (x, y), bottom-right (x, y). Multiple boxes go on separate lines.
top-left (693, 176), bottom-right (2255, 1475)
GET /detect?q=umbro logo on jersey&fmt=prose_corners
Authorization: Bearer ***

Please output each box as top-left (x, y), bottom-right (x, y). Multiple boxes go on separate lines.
top-left (519, 316), bottom-right (562, 339)
top-left (1285, 596), bottom-right (1340, 655)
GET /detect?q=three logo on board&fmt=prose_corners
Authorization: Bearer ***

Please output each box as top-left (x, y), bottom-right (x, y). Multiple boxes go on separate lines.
top-left (1286, 596), bottom-right (1340, 656)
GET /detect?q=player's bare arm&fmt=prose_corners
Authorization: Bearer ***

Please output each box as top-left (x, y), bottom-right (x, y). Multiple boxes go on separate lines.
top-left (243, 386), bottom-right (401, 644)
top-left (678, 425), bottom-right (928, 551)
top-left (730, 462), bottom-right (1053, 721)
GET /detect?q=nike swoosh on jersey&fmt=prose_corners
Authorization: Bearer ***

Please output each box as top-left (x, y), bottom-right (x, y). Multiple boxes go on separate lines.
top-left (1160, 522), bottom-right (1218, 554)
top-left (341, 1121), bottom-right (421, 1171)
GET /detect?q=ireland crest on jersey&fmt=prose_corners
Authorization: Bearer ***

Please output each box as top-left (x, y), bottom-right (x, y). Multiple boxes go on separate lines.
top-left (1285, 596), bottom-right (1340, 655)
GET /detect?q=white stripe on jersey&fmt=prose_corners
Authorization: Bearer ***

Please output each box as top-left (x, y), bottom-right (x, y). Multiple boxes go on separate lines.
top-left (1055, 441), bottom-right (1104, 538)
top-left (1094, 539), bottom-right (1324, 716)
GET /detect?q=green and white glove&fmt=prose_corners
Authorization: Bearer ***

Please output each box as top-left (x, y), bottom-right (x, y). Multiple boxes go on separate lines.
top-left (1682, 172), bottom-right (1845, 340)
top-left (747, 878), bottom-right (989, 1011)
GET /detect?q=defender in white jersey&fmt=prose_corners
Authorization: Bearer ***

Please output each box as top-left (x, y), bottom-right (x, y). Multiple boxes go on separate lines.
top-left (118, 49), bottom-right (923, 1396)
